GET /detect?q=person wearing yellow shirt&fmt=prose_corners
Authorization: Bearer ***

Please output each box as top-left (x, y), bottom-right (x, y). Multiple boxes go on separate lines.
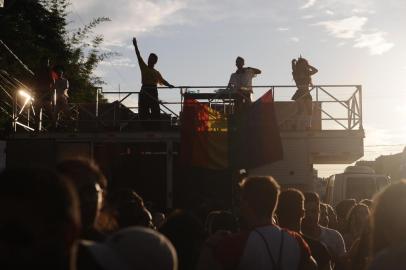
top-left (133, 37), bottom-right (174, 129)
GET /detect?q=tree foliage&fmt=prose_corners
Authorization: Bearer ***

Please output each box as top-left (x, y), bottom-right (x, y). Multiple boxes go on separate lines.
top-left (0, 0), bottom-right (111, 103)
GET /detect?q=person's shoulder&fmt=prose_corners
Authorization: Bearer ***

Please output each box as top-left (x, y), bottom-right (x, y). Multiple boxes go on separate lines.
top-left (320, 226), bottom-right (342, 237)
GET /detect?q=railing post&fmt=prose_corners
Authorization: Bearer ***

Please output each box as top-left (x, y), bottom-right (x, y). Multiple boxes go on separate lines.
top-left (358, 85), bottom-right (363, 130)
top-left (95, 87), bottom-right (99, 117)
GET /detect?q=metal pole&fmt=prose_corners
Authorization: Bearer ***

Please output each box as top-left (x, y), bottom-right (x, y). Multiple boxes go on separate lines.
top-left (166, 140), bottom-right (174, 208)
top-left (96, 88), bottom-right (99, 117)
top-left (358, 85), bottom-right (363, 130)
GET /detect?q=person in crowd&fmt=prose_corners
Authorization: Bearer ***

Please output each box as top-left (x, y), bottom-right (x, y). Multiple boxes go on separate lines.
top-left (302, 192), bottom-right (346, 266)
top-left (326, 204), bottom-right (338, 230)
top-left (132, 37), bottom-right (174, 129)
top-left (86, 227), bottom-right (178, 270)
top-left (199, 176), bottom-right (317, 270)
top-left (57, 159), bottom-right (107, 241)
top-left (160, 209), bottom-right (206, 270)
top-left (291, 57), bottom-right (318, 130)
top-left (153, 212), bottom-right (166, 229)
top-left (205, 210), bottom-right (238, 235)
top-left (108, 188), bottom-right (154, 229)
top-left (368, 180), bottom-right (406, 270)
top-left (320, 203), bottom-right (330, 227)
top-left (359, 199), bottom-right (373, 209)
top-left (335, 199), bottom-right (356, 235)
top-left (227, 56), bottom-right (261, 112)
top-left (0, 168), bottom-right (80, 269)
top-left (277, 189), bottom-right (332, 270)
top-left (343, 203), bottom-right (370, 249)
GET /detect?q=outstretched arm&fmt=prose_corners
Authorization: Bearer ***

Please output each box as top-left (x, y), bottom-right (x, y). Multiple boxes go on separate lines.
top-left (132, 37), bottom-right (146, 67)
top-left (161, 79), bottom-right (174, 88)
top-left (157, 72), bottom-right (174, 88)
top-left (247, 67), bottom-right (261, 75)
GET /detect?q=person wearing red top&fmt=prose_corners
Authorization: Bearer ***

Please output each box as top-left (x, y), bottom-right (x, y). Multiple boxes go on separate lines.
top-left (197, 176), bottom-right (317, 270)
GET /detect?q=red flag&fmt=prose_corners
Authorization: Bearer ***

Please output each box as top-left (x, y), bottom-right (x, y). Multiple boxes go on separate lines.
top-left (234, 90), bottom-right (283, 170)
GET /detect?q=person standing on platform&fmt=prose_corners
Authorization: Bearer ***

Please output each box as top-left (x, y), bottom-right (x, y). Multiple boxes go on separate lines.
top-left (291, 57), bottom-right (318, 130)
top-left (227, 56), bottom-right (261, 112)
top-left (52, 65), bottom-right (70, 129)
top-left (33, 57), bottom-right (53, 131)
top-left (132, 37), bottom-right (175, 129)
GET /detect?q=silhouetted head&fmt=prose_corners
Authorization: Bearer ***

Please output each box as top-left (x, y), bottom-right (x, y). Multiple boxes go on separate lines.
top-left (372, 180), bottom-right (406, 255)
top-left (148, 53), bottom-right (158, 67)
top-left (302, 192), bottom-right (320, 228)
top-left (276, 188), bottom-right (305, 229)
top-left (239, 176), bottom-right (280, 225)
top-left (346, 203), bottom-right (370, 237)
top-left (53, 65), bottom-right (64, 77)
top-left (236, 56), bottom-right (245, 69)
top-left (205, 210), bottom-right (237, 235)
top-left (57, 159), bottom-right (107, 235)
top-left (87, 227), bottom-right (178, 270)
top-left (108, 188), bottom-right (153, 229)
top-left (0, 168), bottom-right (80, 269)
top-left (160, 209), bottom-right (205, 270)
top-left (335, 198), bottom-right (356, 233)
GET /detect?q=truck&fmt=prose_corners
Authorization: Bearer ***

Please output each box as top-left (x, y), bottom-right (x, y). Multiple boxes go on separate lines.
top-left (324, 165), bottom-right (390, 206)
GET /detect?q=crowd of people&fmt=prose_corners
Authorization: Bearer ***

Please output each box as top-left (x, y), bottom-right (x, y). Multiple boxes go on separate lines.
top-left (1, 159), bottom-right (405, 270)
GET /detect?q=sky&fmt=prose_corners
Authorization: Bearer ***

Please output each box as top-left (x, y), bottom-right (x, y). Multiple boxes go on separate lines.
top-left (68, 0), bottom-right (406, 176)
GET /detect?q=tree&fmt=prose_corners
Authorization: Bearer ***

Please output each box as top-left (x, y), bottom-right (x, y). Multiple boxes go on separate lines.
top-left (0, 0), bottom-right (111, 103)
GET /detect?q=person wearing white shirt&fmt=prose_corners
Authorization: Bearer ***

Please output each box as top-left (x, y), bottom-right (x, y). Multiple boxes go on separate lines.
top-left (227, 56), bottom-right (261, 112)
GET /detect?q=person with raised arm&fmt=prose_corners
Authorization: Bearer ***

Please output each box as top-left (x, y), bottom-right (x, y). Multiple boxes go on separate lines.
top-left (132, 37), bottom-right (174, 129)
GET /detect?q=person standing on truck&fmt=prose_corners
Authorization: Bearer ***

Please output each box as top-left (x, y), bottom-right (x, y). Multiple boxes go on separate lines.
top-left (132, 37), bottom-right (175, 129)
top-left (227, 56), bottom-right (261, 112)
top-left (291, 57), bottom-right (318, 130)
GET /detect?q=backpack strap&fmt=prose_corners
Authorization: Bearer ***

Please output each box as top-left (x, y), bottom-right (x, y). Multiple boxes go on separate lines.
top-left (254, 229), bottom-right (285, 270)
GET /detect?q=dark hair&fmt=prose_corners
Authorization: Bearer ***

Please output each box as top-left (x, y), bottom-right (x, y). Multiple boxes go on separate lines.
top-left (0, 168), bottom-right (79, 266)
top-left (240, 176), bottom-right (280, 218)
top-left (57, 159), bottom-right (107, 230)
top-left (160, 210), bottom-right (205, 270)
top-left (206, 211), bottom-right (237, 235)
top-left (345, 203), bottom-right (370, 233)
top-left (304, 191), bottom-right (320, 205)
top-left (277, 188), bottom-right (304, 222)
top-left (335, 199), bottom-right (356, 219)
top-left (149, 53), bottom-right (158, 63)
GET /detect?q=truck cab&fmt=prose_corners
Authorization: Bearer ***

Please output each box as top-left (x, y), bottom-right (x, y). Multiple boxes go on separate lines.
top-left (324, 165), bottom-right (390, 205)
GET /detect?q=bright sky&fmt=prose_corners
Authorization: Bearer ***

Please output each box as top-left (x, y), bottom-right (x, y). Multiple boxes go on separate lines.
top-left (68, 0), bottom-right (406, 176)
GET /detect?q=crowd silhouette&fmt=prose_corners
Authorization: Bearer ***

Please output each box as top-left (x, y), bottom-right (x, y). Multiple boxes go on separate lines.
top-left (0, 158), bottom-right (404, 270)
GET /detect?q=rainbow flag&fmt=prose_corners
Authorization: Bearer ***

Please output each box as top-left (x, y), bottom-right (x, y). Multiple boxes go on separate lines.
top-left (180, 99), bottom-right (228, 170)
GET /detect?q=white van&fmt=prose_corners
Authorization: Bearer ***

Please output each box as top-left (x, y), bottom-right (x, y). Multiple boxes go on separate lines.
top-left (324, 166), bottom-right (390, 205)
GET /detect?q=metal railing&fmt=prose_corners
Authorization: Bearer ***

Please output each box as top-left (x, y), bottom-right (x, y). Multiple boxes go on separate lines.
top-left (1, 75), bottom-right (363, 132)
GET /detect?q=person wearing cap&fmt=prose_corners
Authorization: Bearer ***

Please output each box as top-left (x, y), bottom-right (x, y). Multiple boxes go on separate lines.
top-left (227, 56), bottom-right (261, 112)
top-left (84, 227), bottom-right (178, 270)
